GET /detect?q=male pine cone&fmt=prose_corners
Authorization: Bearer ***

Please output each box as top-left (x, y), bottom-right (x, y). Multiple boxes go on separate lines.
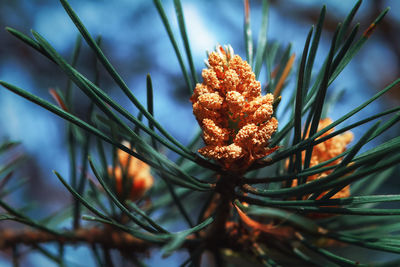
top-left (191, 45), bottom-right (278, 171)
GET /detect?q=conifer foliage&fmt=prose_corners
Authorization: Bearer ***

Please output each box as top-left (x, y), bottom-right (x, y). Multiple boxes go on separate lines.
top-left (1, 0), bottom-right (400, 265)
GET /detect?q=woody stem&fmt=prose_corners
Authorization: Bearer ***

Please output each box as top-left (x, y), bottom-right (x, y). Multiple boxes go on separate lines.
top-left (0, 227), bottom-right (149, 251)
top-left (207, 172), bottom-right (238, 245)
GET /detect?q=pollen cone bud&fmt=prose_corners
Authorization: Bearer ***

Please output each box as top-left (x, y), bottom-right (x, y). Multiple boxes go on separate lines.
top-left (108, 141), bottom-right (154, 201)
top-left (289, 118), bottom-right (354, 216)
top-left (191, 45), bottom-right (278, 171)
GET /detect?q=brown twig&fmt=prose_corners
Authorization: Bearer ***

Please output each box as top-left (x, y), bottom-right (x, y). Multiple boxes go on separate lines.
top-left (0, 227), bottom-right (149, 252)
top-left (205, 172), bottom-right (243, 249)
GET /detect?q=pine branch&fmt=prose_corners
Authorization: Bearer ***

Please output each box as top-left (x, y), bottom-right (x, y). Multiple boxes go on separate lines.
top-left (0, 227), bottom-right (149, 252)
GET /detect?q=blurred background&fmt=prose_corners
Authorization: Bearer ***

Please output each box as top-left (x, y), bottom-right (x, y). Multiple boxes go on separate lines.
top-left (0, 0), bottom-right (399, 266)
